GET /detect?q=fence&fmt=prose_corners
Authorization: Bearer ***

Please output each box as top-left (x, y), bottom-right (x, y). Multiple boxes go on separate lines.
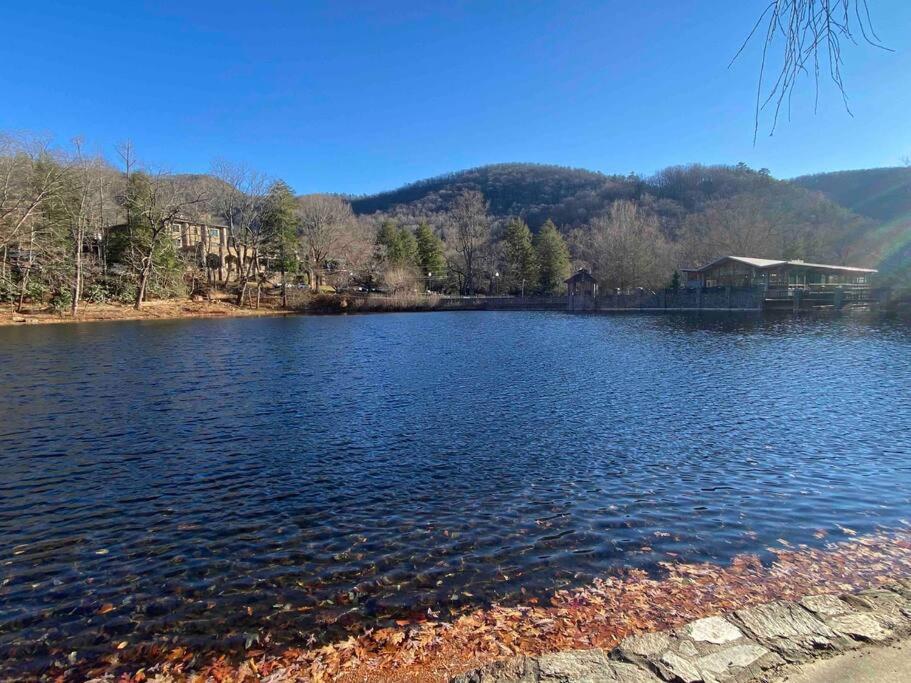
top-left (571, 287), bottom-right (764, 312)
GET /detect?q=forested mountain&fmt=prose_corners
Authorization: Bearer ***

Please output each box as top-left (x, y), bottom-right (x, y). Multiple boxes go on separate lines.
top-left (350, 162), bottom-right (876, 267)
top-left (792, 167), bottom-right (911, 223)
top-left (351, 164), bottom-right (628, 230)
top-left (792, 167), bottom-right (911, 286)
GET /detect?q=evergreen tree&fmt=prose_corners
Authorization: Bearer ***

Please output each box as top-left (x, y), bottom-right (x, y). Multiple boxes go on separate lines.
top-left (414, 221), bottom-right (445, 278)
top-left (262, 180), bottom-right (298, 306)
top-left (534, 219), bottom-right (570, 294)
top-left (376, 218), bottom-right (399, 258)
top-left (501, 217), bottom-right (538, 295)
top-left (395, 227), bottom-right (418, 268)
top-left (377, 217), bottom-right (421, 269)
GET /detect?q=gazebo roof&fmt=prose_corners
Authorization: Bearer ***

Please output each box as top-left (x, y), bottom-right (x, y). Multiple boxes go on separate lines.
top-left (565, 268), bottom-right (597, 284)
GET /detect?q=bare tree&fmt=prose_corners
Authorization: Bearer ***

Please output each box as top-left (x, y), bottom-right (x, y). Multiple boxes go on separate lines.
top-left (121, 171), bottom-right (204, 309)
top-left (735, 0), bottom-right (890, 141)
top-left (210, 161), bottom-right (270, 306)
top-left (0, 134), bottom-right (66, 251)
top-left (295, 194), bottom-right (354, 291)
top-left (579, 200), bottom-right (675, 291)
top-left (679, 196), bottom-right (780, 266)
top-left (447, 190), bottom-right (490, 294)
top-left (59, 140), bottom-right (107, 316)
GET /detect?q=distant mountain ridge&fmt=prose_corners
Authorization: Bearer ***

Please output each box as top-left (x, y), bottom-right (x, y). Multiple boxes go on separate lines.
top-left (349, 162), bottom-right (806, 233)
top-left (792, 167), bottom-right (911, 283)
top-left (791, 166), bottom-right (911, 222)
top-left (350, 163), bottom-right (630, 230)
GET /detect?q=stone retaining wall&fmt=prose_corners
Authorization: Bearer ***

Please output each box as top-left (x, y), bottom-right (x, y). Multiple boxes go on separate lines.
top-left (569, 288), bottom-right (764, 313)
top-left (451, 579), bottom-right (911, 682)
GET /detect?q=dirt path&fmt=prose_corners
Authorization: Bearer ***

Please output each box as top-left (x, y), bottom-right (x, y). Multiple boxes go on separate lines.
top-left (775, 640), bottom-right (911, 683)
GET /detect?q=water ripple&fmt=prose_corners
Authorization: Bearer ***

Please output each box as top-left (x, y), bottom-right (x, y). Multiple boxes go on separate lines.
top-left (1, 312), bottom-right (910, 671)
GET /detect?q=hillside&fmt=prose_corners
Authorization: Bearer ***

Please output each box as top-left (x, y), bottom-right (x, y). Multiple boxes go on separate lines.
top-left (351, 163), bottom-right (633, 230)
top-left (350, 162), bottom-right (822, 232)
top-left (792, 167), bottom-right (911, 284)
top-left (792, 167), bottom-right (911, 222)
top-left (351, 162), bottom-right (877, 262)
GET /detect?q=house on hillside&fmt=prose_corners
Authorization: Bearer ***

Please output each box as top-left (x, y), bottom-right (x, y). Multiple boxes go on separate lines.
top-left (681, 256), bottom-right (876, 290)
top-left (107, 217), bottom-right (238, 281)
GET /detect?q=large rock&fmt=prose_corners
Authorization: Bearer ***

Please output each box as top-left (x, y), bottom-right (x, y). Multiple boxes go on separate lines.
top-left (730, 601), bottom-right (845, 663)
top-left (800, 592), bottom-right (895, 643)
top-left (450, 649), bottom-right (659, 683)
top-left (842, 588), bottom-right (911, 637)
top-left (798, 594), bottom-right (853, 618)
top-left (683, 617), bottom-right (744, 645)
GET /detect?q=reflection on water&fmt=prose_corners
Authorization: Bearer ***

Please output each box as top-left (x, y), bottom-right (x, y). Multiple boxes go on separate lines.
top-left (1, 311), bottom-right (910, 670)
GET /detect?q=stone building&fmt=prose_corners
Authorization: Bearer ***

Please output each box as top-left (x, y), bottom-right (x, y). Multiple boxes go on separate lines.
top-left (107, 217), bottom-right (239, 281)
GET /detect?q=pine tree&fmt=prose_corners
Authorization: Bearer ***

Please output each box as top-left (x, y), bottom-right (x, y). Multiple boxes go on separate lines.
top-left (376, 219), bottom-right (419, 267)
top-left (395, 227), bottom-right (418, 268)
top-left (501, 218), bottom-right (538, 295)
top-left (534, 219), bottom-right (570, 294)
top-left (376, 218), bottom-right (400, 260)
top-left (414, 221), bottom-right (445, 280)
top-left (262, 180), bottom-right (298, 307)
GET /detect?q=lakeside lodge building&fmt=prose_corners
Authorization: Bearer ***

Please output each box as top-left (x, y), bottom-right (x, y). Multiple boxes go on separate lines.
top-left (681, 256), bottom-right (877, 290)
top-left (563, 256), bottom-right (881, 312)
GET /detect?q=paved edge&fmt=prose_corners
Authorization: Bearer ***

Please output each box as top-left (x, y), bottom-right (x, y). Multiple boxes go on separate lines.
top-left (450, 578), bottom-right (911, 682)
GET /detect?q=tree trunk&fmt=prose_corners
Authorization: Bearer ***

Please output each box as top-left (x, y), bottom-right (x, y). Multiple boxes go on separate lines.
top-left (281, 266), bottom-right (287, 308)
top-left (16, 267), bottom-right (30, 313)
top-left (71, 229), bottom-right (83, 317)
top-left (16, 227), bottom-right (35, 313)
top-left (135, 256), bottom-right (152, 310)
top-left (236, 257), bottom-right (252, 306)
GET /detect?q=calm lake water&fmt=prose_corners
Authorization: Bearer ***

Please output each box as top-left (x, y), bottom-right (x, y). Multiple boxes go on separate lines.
top-left (1, 311), bottom-right (911, 671)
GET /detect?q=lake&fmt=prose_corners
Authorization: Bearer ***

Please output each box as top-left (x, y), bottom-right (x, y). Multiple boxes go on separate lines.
top-left (1, 311), bottom-right (910, 673)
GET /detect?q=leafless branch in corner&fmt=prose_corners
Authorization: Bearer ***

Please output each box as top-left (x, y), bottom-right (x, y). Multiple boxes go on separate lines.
top-left (731, 0), bottom-right (891, 143)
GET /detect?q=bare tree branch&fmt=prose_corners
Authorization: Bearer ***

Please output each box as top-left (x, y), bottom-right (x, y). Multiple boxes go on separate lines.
top-left (733, 0), bottom-right (891, 142)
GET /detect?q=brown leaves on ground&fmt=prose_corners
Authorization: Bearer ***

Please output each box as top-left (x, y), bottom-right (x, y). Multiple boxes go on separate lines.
top-left (0, 298), bottom-right (290, 327)
top-left (51, 530), bottom-right (911, 683)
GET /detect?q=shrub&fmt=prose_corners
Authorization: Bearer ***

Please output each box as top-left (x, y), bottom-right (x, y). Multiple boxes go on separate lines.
top-left (49, 288), bottom-right (73, 313)
top-left (84, 282), bottom-right (111, 304)
top-left (0, 278), bottom-right (15, 303)
top-left (25, 280), bottom-right (48, 302)
top-left (115, 284), bottom-right (138, 305)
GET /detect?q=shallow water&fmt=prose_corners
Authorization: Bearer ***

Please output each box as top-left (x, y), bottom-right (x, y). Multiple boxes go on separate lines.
top-left (1, 311), bottom-right (910, 669)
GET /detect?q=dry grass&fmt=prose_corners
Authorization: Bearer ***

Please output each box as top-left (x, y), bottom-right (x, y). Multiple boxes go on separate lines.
top-left (0, 298), bottom-right (293, 327)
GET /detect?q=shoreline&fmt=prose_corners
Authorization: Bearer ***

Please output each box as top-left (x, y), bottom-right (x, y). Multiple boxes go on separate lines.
top-left (0, 299), bottom-right (298, 327)
top-left (18, 530), bottom-right (911, 682)
top-left (455, 580), bottom-right (911, 682)
top-left (3, 296), bottom-right (903, 329)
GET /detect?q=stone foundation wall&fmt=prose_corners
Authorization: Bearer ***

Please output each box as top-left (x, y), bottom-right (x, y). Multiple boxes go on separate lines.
top-left (568, 287), bottom-right (764, 313)
top-left (452, 579), bottom-right (911, 682)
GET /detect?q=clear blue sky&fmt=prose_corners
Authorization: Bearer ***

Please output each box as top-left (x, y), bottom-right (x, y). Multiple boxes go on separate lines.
top-left (2, 1), bottom-right (909, 195)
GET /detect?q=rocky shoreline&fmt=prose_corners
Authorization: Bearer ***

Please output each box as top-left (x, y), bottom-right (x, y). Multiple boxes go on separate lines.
top-left (453, 580), bottom-right (911, 682)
